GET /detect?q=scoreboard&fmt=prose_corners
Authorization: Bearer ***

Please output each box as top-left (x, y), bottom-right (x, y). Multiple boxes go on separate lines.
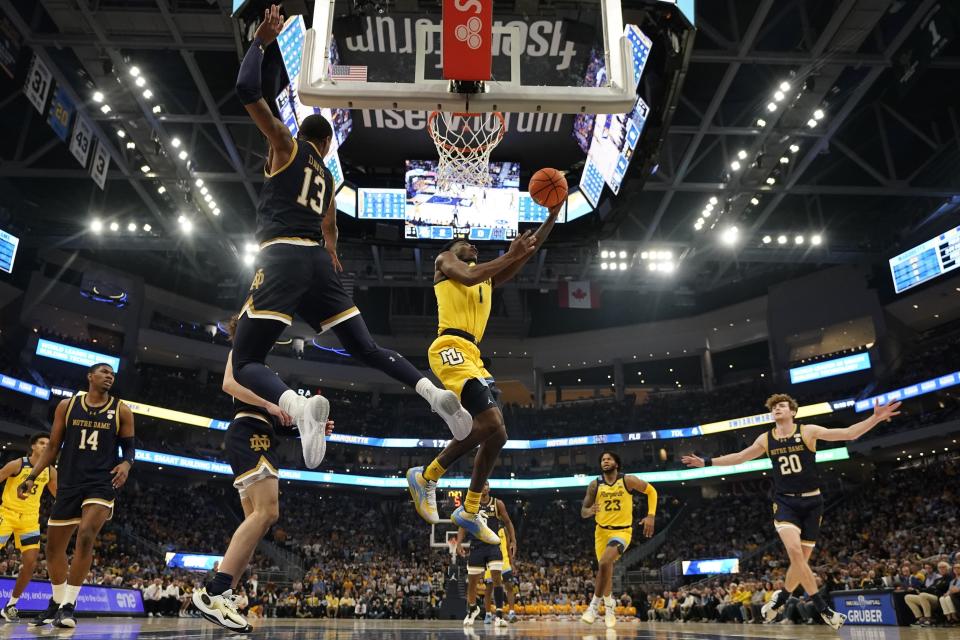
top-left (889, 224), bottom-right (960, 293)
top-left (358, 188), bottom-right (406, 219)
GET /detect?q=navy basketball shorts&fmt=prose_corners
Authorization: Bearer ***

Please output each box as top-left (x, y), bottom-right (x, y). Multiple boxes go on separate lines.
top-left (467, 541), bottom-right (504, 575)
top-left (772, 493), bottom-right (824, 547)
top-left (240, 241), bottom-right (359, 333)
top-left (48, 482), bottom-right (116, 526)
top-left (226, 415), bottom-right (281, 499)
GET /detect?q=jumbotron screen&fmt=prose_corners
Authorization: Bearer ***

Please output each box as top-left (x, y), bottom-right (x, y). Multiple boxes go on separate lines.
top-left (403, 160), bottom-right (520, 242)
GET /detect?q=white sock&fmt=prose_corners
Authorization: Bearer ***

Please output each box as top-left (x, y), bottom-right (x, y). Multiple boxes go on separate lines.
top-left (64, 585), bottom-right (81, 606)
top-left (603, 595), bottom-right (616, 609)
top-left (278, 390), bottom-right (301, 416)
top-left (590, 595), bottom-right (602, 609)
top-left (7, 596), bottom-right (17, 606)
top-left (415, 378), bottom-right (436, 401)
top-left (52, 582), bottom-right (66, 604)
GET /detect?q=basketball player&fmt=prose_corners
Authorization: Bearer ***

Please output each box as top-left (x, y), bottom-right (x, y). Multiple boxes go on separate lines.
top-left (681, 394), bottom-right (902, 630)
top-left (488, 525), bottom-right (519, 623)
top-left (19, 363), bottom-right (135, 628)
top-left (406, 200), bottom-right (561, 542)
top-left (232, 4), bottom-right (471, 470)
top-left (580, 451), bottom-right (657, 628)
top-left (0, 433), bottom-right (57, 622)
top-left (457, 482), bottom-right (516, 627)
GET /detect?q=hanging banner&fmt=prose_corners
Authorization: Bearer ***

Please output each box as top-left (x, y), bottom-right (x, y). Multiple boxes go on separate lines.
top-left (23, 54), bottom-right (53, 114)
top-left (90, 139), bottom-right (110, 190)
top-left (69, 116), bottom-right (93, 167)
top-left (46, 85), bottom-right (74, 142)
top-left (0, 12), bottom-right (21, 79)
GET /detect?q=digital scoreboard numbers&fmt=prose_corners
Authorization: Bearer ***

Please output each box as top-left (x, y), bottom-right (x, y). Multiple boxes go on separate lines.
top-left (889, 224), bottom-right (960, 293)
top-left (358, 189), bottom-right (406, 219)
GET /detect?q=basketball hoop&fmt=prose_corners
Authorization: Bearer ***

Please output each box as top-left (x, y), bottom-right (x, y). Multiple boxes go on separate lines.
top-left (428, 111), bottom-right (505, 190)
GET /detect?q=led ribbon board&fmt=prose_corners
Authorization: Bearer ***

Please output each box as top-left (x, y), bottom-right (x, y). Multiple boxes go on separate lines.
top-left (35, 339), bottom-right (120, 371)
top-left (789, 352), bottom-right (871, 384)
top-left (135, 447), bottom-right (849, 490)
top-left (682, 558), bottom-right (739, 575)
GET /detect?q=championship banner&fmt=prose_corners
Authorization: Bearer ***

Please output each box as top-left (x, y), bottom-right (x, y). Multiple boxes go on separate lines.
top-left (90, 138), bottom-right (110, 190)
top-left (69, 115), bottom-right (94, 167)
top-left (23, 54), bottom-right (53, 114)
top-left (46, 85), bottom-right (75, 142)
top-left (0, 11), bottom-right (21, 79)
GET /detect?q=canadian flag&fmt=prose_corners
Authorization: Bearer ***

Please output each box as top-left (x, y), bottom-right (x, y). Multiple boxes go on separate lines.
top-left (559, 281), bottom-right (599, 309)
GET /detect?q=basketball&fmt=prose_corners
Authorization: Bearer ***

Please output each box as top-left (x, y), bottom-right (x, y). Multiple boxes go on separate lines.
top-left (529, 168), bottom-right (568, 209)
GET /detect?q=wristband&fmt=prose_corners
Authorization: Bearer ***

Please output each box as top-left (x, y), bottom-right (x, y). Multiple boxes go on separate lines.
top-left (703, 456), bottom-right (713, 467)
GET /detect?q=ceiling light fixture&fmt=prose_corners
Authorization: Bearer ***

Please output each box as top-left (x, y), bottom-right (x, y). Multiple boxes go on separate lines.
top-left (730, 160), bottom-right (742, 171)
top-left (92, 91), bottom-right (104, 103)
top-left (129, 66), bottom-right (140, 77)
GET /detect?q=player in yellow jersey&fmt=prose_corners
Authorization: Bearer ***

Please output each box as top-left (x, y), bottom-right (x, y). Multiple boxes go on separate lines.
top-left (407, 202), bottom-right (561, 542)
top-left (580, 451), bottom-right (657, 628)
top-left (0, 433), bottom-right (58, 622)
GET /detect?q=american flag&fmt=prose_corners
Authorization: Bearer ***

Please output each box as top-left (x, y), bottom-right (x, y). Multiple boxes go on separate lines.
top-left (329, 64), bottom-right (367, 82)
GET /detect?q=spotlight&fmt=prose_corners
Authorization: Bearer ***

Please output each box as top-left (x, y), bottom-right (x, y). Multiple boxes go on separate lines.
top-left (245, 243), bottom-right (259, 253)
top-left (780, 156), bottom-right (789, 164)
top-left (143, 89), bottom-right (153, 99)
top-left (171, 138), bottom-right (181, 148)
top-left (195, 179), bottom-right (204, 187)
top-left (200, 187), bottom-right (209, 196)
top-left (618, 250), bottom-right (627, 259)
top-left (814, 109), bottom-right (825, 120)
top-left (766, 177), bottom-right (776, 185)
top-left (180, 218), bottom-right (193, 233)
top-left (178, 150), bottom-right (188, 160)
top-left (777, 235), bottom-right (787, 244)
top-left (774, 91), bottom-right (784, 102)
top-left (90, 219), bottom-right (103, 233)
top-left (109, 221), bottom-right (120, 232)
top-left (129, 66), bottom-right (140, 77)
top-left (648, 263), bottom-right (657, 272)
top-left (766, 102), bottom-right (777, 112)
top-left (153, 105), bottom-right (162, 114)
top-left (721, 227), bottom-right (739, 246)
top-left (157, 185), bottom-right (166, 194)
top-left (730, 160), bottom-right (742, 171)
top-left (779, 81), bottom-right (791, 92)
top-left (641, 251), bottom-right (649, 259)
top-left (811, 234), bottom-right (823, 246)
top-left (601, 262), bottom-right (609, 270)
top-left (705, 203), bottom-right (714, 212)
top-left (204, 194), bottom-right (213, 203)
top-left (100, 104), bottom-right (112, 114)
top-left (209, 201), bottom-right (217, 209)
top-left (213, 208), bottom-right (221, 216)
top-left (127, 222), bottom-right (137, 232)
top-left (737, 150), bottom-right (747, 160)
top-left (135, 76), bottom-right (146, 88)
top-left (709, 196), bottom-right (718, 205)
top-left (143, 223), bottom-right (152, 232)
top-left (661, 262), bottom-right (675, 273)
top-left (789, 144), bottom-right (800, 153)
top-left (126, 141), bottom-right (136, 150)
top-left (756, 118), bottom-right (767, 127)
top-left (117, 130), bottom-right (126, 138)
top-left (702, 209), bottom-right (711, 218)
top-left (696, 217), bottom-right (704, 226)
top-left (243, 254), bottom-right (255, 266)
top-left (762, 235), bottom-right (772, 244)
top-left (93, 91), bottom-right (104, 103)
top-left (750, 197), bottom-right (760, 206)
top-left (795, 235), bottom-right (804, 245)
top-left (140, 165), bottom-right (151, 173)
top-left (807, 118), bottom-right (817, 128)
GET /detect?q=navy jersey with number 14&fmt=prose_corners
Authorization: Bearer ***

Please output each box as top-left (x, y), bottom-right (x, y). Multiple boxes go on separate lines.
top-left (256, 139), bottom-right (335, 244)
top-left (59, 394), bottom-right (122, 489)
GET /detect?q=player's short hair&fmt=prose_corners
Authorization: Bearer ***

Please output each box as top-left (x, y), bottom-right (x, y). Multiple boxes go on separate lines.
top-left (29, 432), bottom-right (50, 446)
top-left (440, 239), bottom-right (467, 253)
top-left (765, 393), bottom-right (799, 413)
top-left (88, 362), bottom-right (114, 375)
top-left (298, 114), bottom-right (333, 143)
top-left (599, 451), bottom-right (621, 471)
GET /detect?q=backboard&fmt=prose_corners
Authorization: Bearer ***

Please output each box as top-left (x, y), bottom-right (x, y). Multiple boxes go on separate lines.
top-left (299, 0), bottom-right (638, 114)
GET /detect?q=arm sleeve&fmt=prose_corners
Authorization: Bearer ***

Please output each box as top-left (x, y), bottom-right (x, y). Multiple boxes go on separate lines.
top-left (642, 482), bottom-right (658, 516)
top-left (119, 436), bottom-right (135, 464)
top-left (236, 40), bottom-right (265, 104)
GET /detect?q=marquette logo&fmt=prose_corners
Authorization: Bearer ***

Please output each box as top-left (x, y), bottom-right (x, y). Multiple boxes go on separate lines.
top-left (249, 434), bottom-right (271, 452)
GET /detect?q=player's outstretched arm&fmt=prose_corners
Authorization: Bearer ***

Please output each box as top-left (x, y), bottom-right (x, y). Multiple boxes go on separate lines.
top-left (580, 479), bottom-right (599, 519)
top-left (237, 5), bottom-right (294, 164)
top-left (805, 400), bottom-right (901, 442)
top-left (0, 458), bottom-right (22, 482)
top-left (437, 231), bottom-right (537, 286)
top-left (497, 498), bottom-right (518, 561)
top-left (624, 475), bottom-right (657, 537)
top-left (18, 399), bottom-right (68, 499)
top-left (494, 204), bottom-right (563, 286)
top-left (682, 432), bottom-right (767, 468)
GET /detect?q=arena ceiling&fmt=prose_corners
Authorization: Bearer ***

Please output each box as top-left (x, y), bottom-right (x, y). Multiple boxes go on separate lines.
top-left (0, 0), bottom-right (958, 304)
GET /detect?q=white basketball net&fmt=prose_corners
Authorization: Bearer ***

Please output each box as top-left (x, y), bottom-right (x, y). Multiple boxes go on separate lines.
top-left (428, 111), bottom-right (506, 190)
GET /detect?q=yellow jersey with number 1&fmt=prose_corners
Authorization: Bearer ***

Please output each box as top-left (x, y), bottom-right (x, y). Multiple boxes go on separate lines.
top-left (595, 474), bottom-right (633, 529)
top-left (435, 263), bottom-right (492, 342)
top-left (1, 458), bottom-right (50, 517)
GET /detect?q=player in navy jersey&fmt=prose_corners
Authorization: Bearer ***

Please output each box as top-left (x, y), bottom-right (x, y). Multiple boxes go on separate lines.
top-left (19, 363), bottom-right (135, 628)
top-left (682, 393), bottom-right (901, 631)
top-left (231, 5), bottom-right (471, 471)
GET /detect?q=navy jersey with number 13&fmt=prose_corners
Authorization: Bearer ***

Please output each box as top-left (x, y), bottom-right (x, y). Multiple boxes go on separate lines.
top-left (256, 139), bottom-right (335, 244)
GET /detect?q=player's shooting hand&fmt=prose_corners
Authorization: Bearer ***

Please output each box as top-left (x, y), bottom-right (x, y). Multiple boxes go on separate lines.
top-left (325, 419), bottom-right (335, 436)
top-left (507, 231), bottom-right (537, 258)
top-left (641, 515), bottom-right (655, 538)
top-left (111, 461), bottom-right (132, 489)
top-left (873, 400), bottom-right (902, 422)
top-left (266, 402), bottom-right (294, 427)
top-left (254, 5), bottom-right (285, 47)
top-left (327, 248), bottom-right (344, 273)
top-left (16, 478), bottom-right (34, 500)
top-left (680, 454), bottom-right (704, 468)
top-left (547, 202), bottom-right (563, 219)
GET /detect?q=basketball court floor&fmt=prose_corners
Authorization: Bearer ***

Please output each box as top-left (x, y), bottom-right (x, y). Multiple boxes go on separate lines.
top-left (0, 619), bottom-right (951, 640)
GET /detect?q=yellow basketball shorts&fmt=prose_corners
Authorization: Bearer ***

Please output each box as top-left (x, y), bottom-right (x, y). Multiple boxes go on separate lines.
top-left (429, 335), bottom-right (499, 416)
top-left (0, 508), bottom-right (42, 551)
top-left (595, 525), bottom-right (632, 561)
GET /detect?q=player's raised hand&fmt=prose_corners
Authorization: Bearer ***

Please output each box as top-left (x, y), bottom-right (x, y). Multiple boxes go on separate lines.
top-left (547, 202), bottom-right (564, 219)
top-left (111, 461), bottom-right (132, 489)
top-left (873, 400), bottom-right (902, 422)
top-left (255, 4), bottom-right (285, 46)
top-left (506, 231), bottom-right (537, 258)
top-left (681, 454), bottom-right (704, 468)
